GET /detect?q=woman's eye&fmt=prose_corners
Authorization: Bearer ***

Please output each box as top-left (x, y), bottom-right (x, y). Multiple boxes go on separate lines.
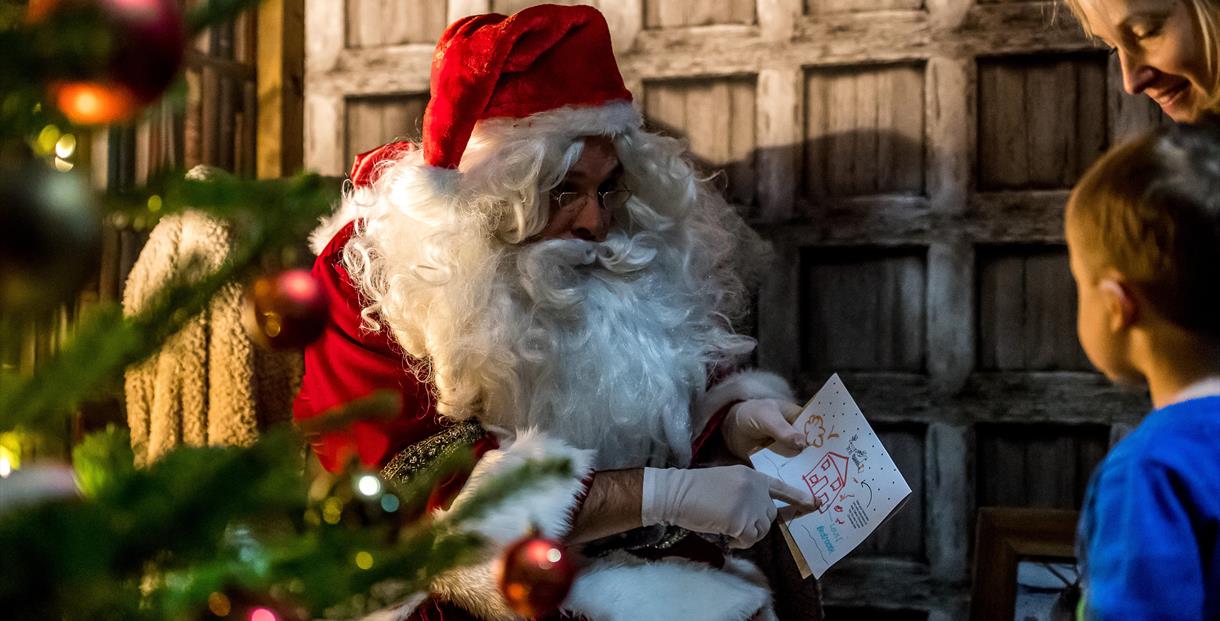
top-left (1131, 19), bottom-right (1165, 40)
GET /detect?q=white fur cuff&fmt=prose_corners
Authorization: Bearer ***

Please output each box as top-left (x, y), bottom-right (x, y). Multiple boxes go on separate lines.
top-left (693, 370), bottom-right (794, 438)
top-left (428, 429), bottom-right (596, 620)
top-left (564, 553), bottom-right (776, 621)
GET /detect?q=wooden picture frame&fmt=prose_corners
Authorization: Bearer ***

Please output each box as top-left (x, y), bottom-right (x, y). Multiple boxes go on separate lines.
top-left (970, 507), bottom-right (1080, 621)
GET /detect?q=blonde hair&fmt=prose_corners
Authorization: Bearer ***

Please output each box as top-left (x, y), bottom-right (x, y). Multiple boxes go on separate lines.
top-left (1062, 0), bottom-right (1220, 114)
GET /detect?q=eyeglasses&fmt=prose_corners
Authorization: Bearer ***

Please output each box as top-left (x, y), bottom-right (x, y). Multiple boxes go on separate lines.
top-left (549, 188), bottom-right (632, 211)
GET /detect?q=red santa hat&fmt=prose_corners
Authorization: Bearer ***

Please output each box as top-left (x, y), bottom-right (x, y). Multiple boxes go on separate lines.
top-left (349, 3), bottom-right (637, 188)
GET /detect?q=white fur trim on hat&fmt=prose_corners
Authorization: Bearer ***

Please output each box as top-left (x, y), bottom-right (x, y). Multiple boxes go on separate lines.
top-left (477, 101), bottom-right (641, 139)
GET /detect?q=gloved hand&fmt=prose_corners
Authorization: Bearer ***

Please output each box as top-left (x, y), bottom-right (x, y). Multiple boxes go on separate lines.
top-left (641, 464), bottom-right (820, 549)
top-left (721, 398), bottom-right (807, 458)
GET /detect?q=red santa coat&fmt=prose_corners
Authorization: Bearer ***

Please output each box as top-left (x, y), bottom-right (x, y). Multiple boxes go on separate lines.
top-left (294, 220), bottom-right (479, 473)
top-left (294, 222), bottom-right (796, 621)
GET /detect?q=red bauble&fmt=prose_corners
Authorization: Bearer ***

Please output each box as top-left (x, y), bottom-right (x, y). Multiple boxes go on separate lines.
top-left (31, 0), bottom-right (186, 122)
top-left (497, 535), bottom-right (578, 619)
top-left (99, 0), bottom-right (185, 103)
top-left (244, 269), bottom-right (328, 351)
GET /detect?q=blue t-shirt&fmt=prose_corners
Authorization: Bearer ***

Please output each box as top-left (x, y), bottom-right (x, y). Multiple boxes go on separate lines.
top-left (1078, 395), bottom-right (1220, 620)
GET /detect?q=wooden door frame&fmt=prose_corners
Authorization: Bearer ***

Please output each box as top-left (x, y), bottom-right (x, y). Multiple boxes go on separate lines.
top-left (257, 0), bottom-right (305, 178)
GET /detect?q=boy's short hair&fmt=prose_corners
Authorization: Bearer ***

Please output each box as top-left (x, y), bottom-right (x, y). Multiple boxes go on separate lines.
top-left (1067, 119), bottom-right (1220, 337)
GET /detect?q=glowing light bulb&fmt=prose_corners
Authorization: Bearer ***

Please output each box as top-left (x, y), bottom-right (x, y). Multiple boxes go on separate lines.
top-left (380, 493), bottom-right (400, 513)
top-left (207, 592), bottom-right (232, 616)
top-left (356, 474), bottom-right (382, 497)
top-left (54, 82), bottom-right (138, 125)
top-left (0, 446), bottom-right (16, 478)
top-left (35, 124), bottom-right (60, 155)
top-left (249, 608), bottom-right (278, 621)
top-left (54, 134), bottom-right (76, 159)
top-left (321, 497), bottom-right (343, 524)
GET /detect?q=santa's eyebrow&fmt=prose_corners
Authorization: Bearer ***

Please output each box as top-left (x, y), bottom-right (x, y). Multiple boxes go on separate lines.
top-left (565, 163), bottom-right (624, 183)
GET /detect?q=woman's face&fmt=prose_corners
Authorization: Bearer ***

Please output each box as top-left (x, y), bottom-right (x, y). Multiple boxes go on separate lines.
top-left (1077, 0), bottom-right (1214, 121)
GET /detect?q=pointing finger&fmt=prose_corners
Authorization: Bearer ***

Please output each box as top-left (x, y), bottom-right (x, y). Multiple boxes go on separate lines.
top-left (766, 478), bottom-right (820, 513)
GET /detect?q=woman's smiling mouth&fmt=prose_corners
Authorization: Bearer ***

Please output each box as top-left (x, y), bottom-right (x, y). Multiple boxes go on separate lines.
top-left (1150, 80), bottom-right (1192, 116)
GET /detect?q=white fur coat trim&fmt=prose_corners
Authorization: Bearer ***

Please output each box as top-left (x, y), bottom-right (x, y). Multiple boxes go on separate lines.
top-left (424, 428), bottom-right (780, 621)
top-left (693, 369), bottom-right (794, 440)
top-left (564, 552), bottom-right (776, 621)
top-left (428, 429), bottom-right (596, 620)
top-left (379, 552), bottom-right (778, 621)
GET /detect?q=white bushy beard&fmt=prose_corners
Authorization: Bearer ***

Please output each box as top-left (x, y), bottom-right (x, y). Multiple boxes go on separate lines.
top-left (331, 111), bottom-right (765, 470)
top-left (483, 229), bottom-right (722, 469)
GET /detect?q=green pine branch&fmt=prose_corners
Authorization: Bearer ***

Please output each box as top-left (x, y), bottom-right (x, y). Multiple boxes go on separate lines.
top-left (0, 426), bottom-right (573, 620)
top-left (0, 171), bottom-right (340, 434)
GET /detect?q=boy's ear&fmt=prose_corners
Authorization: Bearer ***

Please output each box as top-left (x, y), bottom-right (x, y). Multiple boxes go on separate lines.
top-left (1099, 278), bottom-right (1138, 331)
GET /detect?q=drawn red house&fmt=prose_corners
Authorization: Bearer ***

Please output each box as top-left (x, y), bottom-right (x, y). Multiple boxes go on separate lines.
top-left (803, 452), bottom-right (850, 513)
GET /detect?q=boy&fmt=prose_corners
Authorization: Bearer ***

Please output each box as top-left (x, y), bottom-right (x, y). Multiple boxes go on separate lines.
top-left (1067, 120), bottom-right (1220, 620)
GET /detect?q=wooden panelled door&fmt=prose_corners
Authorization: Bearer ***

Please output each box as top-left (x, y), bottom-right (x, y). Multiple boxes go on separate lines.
top-left (304, 1), bottom-right (1166, 618)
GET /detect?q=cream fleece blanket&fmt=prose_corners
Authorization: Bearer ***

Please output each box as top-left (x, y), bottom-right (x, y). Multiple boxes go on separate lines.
top-left (122, 168), bottom-right (301, 465)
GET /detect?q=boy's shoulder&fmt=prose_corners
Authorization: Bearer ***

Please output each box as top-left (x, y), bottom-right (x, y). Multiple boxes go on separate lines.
top-left (1104, 396), bottom-right (1220, 478)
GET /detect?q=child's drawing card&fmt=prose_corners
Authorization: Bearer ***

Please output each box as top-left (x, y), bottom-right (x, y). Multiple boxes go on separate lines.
top-left (750, 373), bottom-right (911, 579)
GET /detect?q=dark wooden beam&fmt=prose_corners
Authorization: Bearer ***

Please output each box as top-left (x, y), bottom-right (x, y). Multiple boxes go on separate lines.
top-left (792, 371), bottom-right (1149, 426)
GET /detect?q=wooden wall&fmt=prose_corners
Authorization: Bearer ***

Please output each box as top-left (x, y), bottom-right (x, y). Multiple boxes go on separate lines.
top-left (303, 1), bottom-right (1169, 618)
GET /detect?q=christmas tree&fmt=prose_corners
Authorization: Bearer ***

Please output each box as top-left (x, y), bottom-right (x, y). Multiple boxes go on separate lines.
top-left (0, 2), bottom-right (576, 619)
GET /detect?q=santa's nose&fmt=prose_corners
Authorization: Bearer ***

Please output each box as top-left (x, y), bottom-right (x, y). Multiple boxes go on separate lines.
top-left (570, 196), bottom-right (610, 242)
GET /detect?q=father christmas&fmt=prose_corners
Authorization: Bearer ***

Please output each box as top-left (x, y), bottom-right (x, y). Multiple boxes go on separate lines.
top-left (294, 4), bottom-right (820, 620)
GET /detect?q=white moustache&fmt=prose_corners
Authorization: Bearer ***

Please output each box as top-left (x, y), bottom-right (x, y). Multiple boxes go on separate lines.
top-left (515, 232), bottom-right (663, 310)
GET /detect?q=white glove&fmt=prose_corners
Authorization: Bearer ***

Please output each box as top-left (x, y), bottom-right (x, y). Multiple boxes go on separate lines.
top-left (721, 398), bottom-right (807, 458)
top-left (641, 464), bottom-right (820, 549)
